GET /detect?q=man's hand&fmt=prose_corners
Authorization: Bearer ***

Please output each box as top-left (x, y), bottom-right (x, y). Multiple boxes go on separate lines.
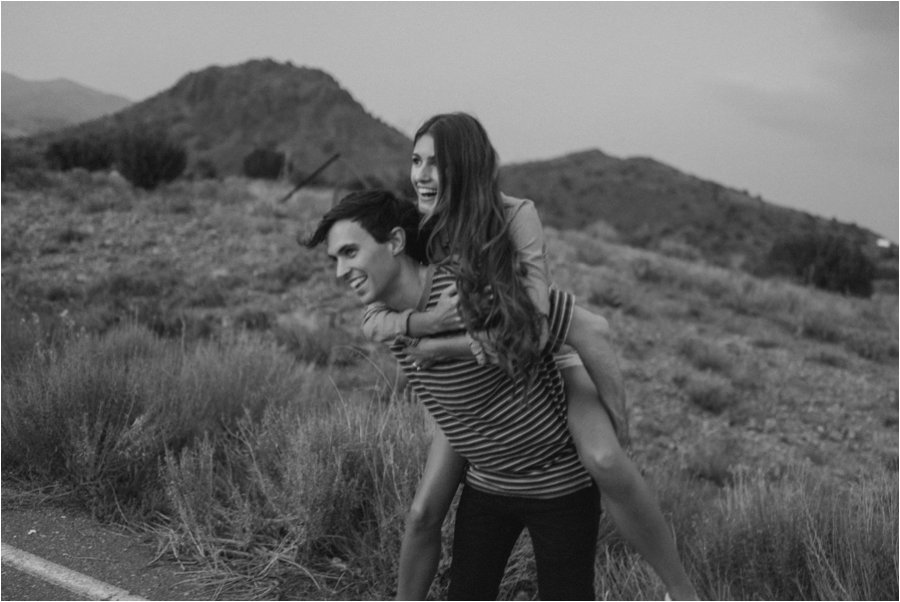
top-left (402, 334), bottom-right (475, 370)
top-left (404, 338), bottom-right (440, 371)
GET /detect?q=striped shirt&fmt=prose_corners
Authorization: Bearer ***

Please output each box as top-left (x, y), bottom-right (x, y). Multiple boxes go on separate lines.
top-left (386, 266), bottom-right (592, 499)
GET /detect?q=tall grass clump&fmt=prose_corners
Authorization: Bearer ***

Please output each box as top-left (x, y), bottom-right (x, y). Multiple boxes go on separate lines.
top-left (273, 320), bottom-right (365, 367)
top-left (1, 323), bottom-right (309, 518)
top-left (675, 336), bottom-right (734, 375)
top-left (689, 467), bottom-right (898, 600)
top-left (160, 390), bottom-right (433, 599)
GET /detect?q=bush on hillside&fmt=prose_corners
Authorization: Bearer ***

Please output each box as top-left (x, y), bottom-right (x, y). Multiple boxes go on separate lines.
top-left (762, 231), bottom-right (876, 297)
top-left (243, 148), bottom-right (286, 180)
top-left (45, 135), bottom-right (115, 172)
top-left (191, 158), bottom-right (219, 180)
top-left (115, 129), bottom-right (187, 190)
top-left (1, 145), bottom-right (48, 186)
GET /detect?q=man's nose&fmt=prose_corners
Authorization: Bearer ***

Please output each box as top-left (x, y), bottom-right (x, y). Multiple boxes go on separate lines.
top-left (335, 258), bottom-right (349, 279)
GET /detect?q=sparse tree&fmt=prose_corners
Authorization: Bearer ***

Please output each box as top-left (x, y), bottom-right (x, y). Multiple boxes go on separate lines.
top-left (115, 129), bottom-right (187, 190)
top-left (243, 148), bottom-right (286, 180)
top-left (765, 231), bottom-right (875, 297)
top-left (45, 134), bottom-right (115, 172)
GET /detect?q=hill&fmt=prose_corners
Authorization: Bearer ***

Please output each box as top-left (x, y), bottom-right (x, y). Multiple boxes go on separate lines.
top-left (5, 59), bottom-right (893, 279)
top-left (500, 149), bottom-right (892, 273)
top-left (2, 172), bottom-right (896, 489)
top-left (2, 172), bottom-right (896, 600)
top-left (1, 72), bottom-right (132, 138)
top-left (16, 59), bottom-right (411, 188)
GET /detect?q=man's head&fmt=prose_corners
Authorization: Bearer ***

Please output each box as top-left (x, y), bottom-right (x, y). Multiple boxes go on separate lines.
top-left (304, 190), bottom-right (425, 305)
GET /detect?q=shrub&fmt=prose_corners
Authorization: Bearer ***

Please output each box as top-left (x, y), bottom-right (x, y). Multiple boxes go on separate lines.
top-left (115, 129), bottom-right (187, 190)
top-left (807, 351), bottom-right (849, 369)
top-left (798, 308), bottom-right (845, 343)
top-left (1, 325), bottom-right (310, 518)
top-left (676, 336), bottom-right (734, 376)
top-left (235, 309), bottom-right (272, 331)
top-left (55, 225), bottom-right (91, 245)
top-left (2, 145), bottom-right (48, 186)
top-left (260, 255), bottom-right (317, 292)
top-left (681, 434), bottom-right (742, 486)
top-left (843, 330), bottom-right (899, 363)
top-left (681, 372), bottom-right (737, 414)
top-left (2, 310), bottom-right (46, 378)
top-left (159, 390), bottom-right (431, 599)
top-left (243, 148), bottom-right (286, 180)
top-left (45, 135), bottom-right (115, 172)
top-left (273, 321), bottom-right (364, 367)
top-left (692, 468), bottom-right (898, 600)
top-left (89, 270), bottom-right (182, 300)
top-left (764, 231), bottom-right (876, 297)
top-left (191, 158), bottom-right (218, 180)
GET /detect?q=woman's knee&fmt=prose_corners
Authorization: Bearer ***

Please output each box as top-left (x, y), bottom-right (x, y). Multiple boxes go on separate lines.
top-left (575, 436), bottom-right (627, 478)
top-left (571, 305), bottom-right (611, 340)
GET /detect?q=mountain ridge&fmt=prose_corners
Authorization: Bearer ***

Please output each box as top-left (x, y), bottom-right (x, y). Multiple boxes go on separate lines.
top-left (2, 71), bottom-right (133, 138)
top-left (26, 59), bottom-right (412, 188)
top-left (499, 147), bottom-right (893, 273)
top-left (4, 59), bottom-right (894, 277)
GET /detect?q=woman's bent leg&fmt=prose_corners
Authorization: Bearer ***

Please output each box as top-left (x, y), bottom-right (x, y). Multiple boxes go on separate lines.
top-left (563, 365), bottom-right (698, 600)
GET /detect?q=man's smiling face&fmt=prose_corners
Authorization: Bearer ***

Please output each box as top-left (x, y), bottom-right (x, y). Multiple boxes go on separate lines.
top-left (326, 219), bottom-right (400, 305)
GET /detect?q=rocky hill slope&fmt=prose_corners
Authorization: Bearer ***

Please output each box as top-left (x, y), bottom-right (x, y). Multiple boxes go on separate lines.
top-left (2, 173), bottom-right (896, 488)
top-left (500, 149), bottom-right (892, 272)
top-left (14, 60), bottom-right (411, 189)
top-left (5, 59), bottom-right (894, 277)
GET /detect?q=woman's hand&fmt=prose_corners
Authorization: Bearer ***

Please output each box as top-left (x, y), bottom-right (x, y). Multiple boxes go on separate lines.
top-left (425, 283), bottom-right (463, 334)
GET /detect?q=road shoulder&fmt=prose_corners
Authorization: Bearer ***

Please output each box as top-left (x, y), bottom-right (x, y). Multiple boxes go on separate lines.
top-left (2, 485), bottom-right (209, 601)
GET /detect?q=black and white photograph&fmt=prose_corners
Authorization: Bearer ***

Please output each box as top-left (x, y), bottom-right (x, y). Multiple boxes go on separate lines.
top-left (2, 2), bottom-right (897, 600)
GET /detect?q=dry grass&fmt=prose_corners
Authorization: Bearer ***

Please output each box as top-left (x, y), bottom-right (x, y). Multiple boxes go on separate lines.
top-left (2, 173), bottom-right (897, 599)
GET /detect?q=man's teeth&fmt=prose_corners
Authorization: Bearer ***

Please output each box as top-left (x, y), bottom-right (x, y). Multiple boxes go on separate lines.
top-left (349, 276), bottom-right (366, 290)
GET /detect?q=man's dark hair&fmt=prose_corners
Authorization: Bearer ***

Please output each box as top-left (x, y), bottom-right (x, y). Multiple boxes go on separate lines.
top-left (303, 190), bottom-right (427, 263)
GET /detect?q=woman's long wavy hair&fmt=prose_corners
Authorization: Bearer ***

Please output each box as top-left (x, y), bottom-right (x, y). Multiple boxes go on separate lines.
top-left (416, 113), bottom-right (544, 382)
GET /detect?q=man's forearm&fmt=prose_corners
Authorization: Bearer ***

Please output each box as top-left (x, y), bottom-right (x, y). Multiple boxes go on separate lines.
top-left (406, 310), bottom-right (442, 337)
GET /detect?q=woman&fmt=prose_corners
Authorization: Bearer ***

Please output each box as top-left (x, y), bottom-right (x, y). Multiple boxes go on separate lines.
top-left (364, 113), bottom-right (698, 600)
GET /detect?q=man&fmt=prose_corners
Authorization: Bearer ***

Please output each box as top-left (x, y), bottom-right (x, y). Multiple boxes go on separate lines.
top-left (305, 190), bottom-right (600, 600)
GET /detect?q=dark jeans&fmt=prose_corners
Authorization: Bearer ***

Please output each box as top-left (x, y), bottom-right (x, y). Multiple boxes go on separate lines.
top-left (448, 484), bottom-right (600, 601)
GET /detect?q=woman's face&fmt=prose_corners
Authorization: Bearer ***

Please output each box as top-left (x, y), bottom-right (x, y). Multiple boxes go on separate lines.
top-left (410, 134), bottom-right (439, 217)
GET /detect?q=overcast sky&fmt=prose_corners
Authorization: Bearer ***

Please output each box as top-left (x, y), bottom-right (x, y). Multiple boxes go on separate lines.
top-left (3, 1), bottom-right (897, 241)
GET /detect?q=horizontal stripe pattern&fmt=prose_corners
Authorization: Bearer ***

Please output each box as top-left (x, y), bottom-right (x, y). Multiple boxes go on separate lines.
top-left (391, 268), bottom-right (591, 499)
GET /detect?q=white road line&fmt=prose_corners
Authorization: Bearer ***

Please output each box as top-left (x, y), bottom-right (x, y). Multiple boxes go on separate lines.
top-left (1, 542), bottom-right (147, 601)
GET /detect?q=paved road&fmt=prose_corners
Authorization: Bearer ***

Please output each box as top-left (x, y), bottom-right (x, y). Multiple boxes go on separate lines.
top-left (2, 489), bottom-right (208, 601)
top-left (1, 563), bottom-right (90, 601)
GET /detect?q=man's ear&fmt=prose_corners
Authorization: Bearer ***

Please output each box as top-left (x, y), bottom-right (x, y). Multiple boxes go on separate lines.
top-left (388, 227), bottom-right (406, 256)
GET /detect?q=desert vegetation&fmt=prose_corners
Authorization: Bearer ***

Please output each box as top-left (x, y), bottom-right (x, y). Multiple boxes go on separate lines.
top-left (2, 171), bottom-right (897, 600)
top-left (39, 128), bottom-right (188, 190)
